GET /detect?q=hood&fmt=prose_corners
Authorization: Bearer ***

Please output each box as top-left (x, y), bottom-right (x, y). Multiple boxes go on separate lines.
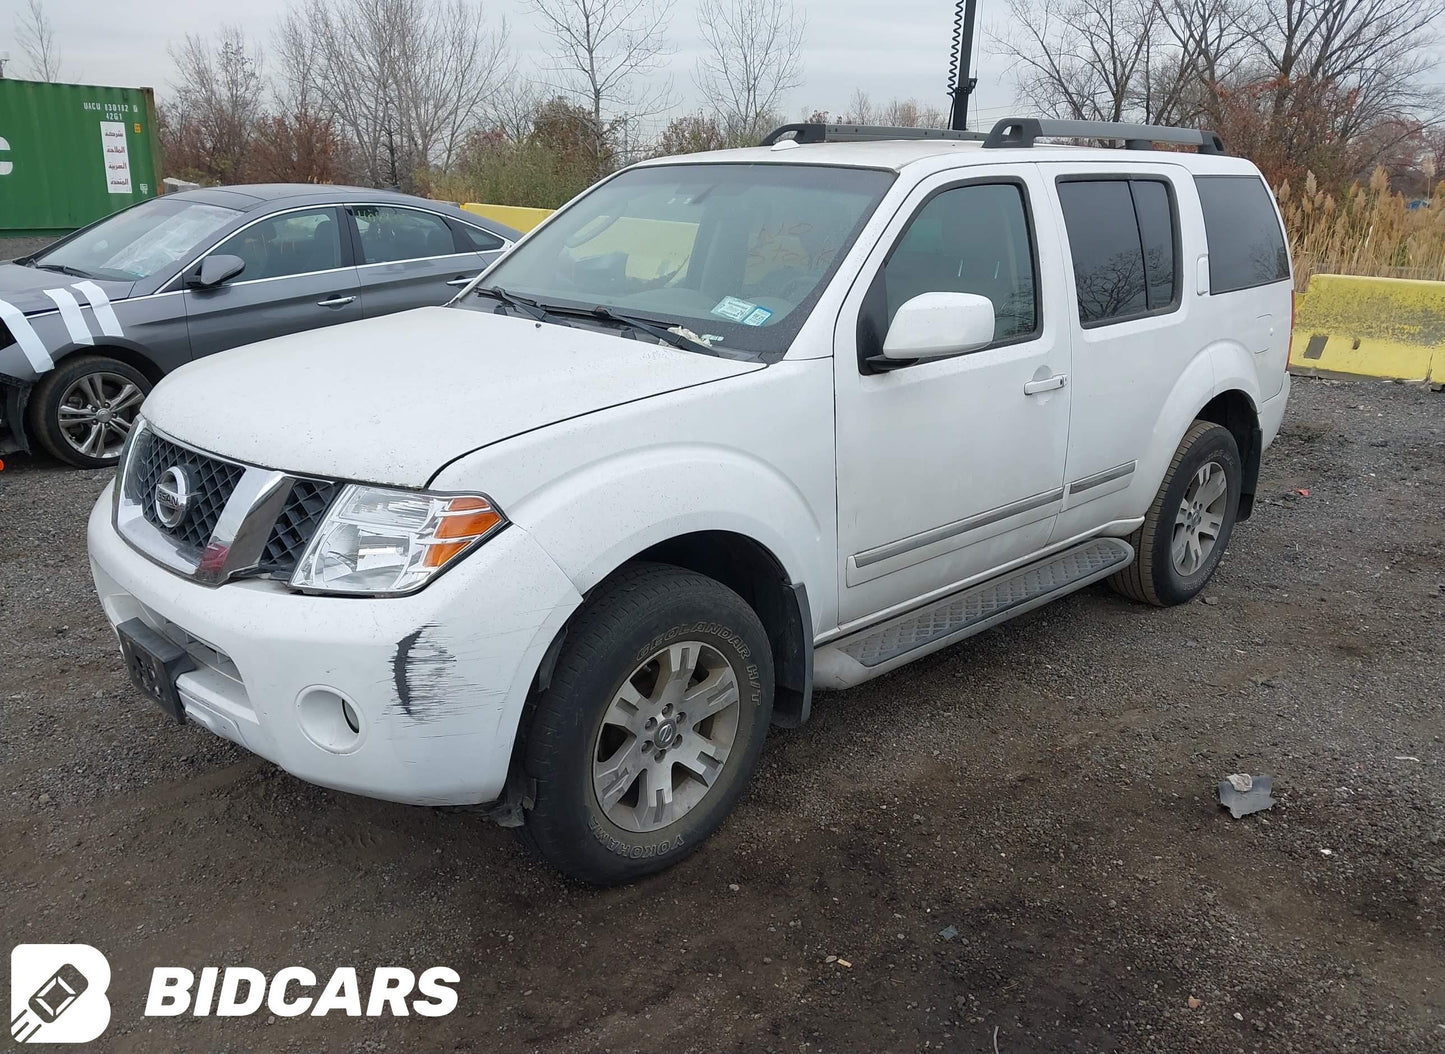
top-left (144, 306), bottom-right (765, 487)
top-left (0, 262), bottom-right (134, 313)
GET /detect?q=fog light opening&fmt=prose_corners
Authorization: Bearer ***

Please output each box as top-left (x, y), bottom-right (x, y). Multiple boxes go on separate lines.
top-left (296, 687), bottom-right (365, 754)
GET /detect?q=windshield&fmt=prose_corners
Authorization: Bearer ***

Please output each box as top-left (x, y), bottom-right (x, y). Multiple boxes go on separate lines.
top-left (469, 163), bottom-right (895, 358)
top-left (33, 197), bottom-right (241, 282)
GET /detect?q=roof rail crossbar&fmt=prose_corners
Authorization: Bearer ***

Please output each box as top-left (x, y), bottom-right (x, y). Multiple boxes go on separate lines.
top-left (982, 117), bottom-right (1226, 154)
top-left (760, 123), bottom-right (989, 147)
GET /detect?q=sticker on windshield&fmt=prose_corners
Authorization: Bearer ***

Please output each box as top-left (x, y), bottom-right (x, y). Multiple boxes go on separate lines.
top-left (741, 306), bottom-right (773, 326)
top-left (710, 296), bottom-right (758, 323)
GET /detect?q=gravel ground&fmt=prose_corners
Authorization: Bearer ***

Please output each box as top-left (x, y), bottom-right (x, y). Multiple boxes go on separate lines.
top-left (1, 376), bottom-right (1441, 1053)
top-left (0, 235), bottom-right (59, 260)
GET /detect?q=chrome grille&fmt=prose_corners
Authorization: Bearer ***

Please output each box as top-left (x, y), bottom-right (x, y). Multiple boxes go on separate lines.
top-left (259, 479), bottom-right (340, 573)
top-left (126, 429), bottom-right (245, 552)
top-left (116, 422), bottom-right (339, 585)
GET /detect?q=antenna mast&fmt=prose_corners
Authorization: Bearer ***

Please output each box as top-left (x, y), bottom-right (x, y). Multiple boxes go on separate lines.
top-left (947, 0), bottom-right (980, 131)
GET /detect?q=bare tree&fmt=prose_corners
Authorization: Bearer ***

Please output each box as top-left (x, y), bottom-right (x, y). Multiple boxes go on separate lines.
top-left (168, 27), bottom-right (266, 181)
top-left (16, 0), bottom-right (63, 81)
top-left (1249, 0), bottom-right (1441, 138)
top-left (487, 78), bottom-right (548, 143)
top-left (997, 0), bottom-right (1166, 123)
top-left (843, 92), bottom-right (946, 128)
top-left (527, 0), bottom-right (677, 175)
top-left (276, 0), bottom-right (511, 189)
top-left (694, 0), bottom-right (805, 144)
top-left (992, 0), bottom-right (1443, 185)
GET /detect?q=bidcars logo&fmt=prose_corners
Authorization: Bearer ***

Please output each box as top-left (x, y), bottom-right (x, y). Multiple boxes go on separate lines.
top-left (10, 944), bottom-right (113, 1044)
top-left (144, 966), bottom-right (460, 1018)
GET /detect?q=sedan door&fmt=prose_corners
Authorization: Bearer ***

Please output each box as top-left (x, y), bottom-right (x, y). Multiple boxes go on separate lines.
top-left (183, 206), bottom-right (362, 359)
top-left (345, 205), bottom-right (494, 318)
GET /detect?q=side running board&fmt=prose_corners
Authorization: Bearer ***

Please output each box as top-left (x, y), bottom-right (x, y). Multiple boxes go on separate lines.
top-left (814, 537), bottom-right (1134, 688)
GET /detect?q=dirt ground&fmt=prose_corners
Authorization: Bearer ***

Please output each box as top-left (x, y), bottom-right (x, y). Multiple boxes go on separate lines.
top-left (2, 376), bottom-right (1441, 1054)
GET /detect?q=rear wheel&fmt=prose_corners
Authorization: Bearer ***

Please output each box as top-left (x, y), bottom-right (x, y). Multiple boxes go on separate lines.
top-left (516, 563), bottom-right (774, 885)
top-left (1109, 420), bottom-right (1241, 606)
top-left (29, 355), bottom-right (150, 468)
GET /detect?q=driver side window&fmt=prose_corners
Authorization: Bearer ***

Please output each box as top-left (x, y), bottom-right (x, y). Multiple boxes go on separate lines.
top-left (879, 182), bottom-right (1039, 342)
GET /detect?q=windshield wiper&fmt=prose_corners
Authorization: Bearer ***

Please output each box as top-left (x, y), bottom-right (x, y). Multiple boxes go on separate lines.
top-left (474, 285), bottom-right (571, 327)
top-left (32, 262), bottom-right (96, 279)
top-left (577, 305), bottom-right (723, 357)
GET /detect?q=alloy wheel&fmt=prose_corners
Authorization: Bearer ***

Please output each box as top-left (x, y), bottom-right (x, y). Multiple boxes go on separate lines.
top-left (1172, 460), bottom-right (1228, 576)
top-left (56, 372), bottom-right (144, 461)
top-left (591, 640), bottom-right (741, 833)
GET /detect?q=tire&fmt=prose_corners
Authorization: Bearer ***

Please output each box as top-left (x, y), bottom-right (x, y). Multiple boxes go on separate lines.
top-left (516, 562), bottom-right (774, 885)
top-left (1109, 420), bottom-right (1242, 607)
top-left (29, 354), bottom-right (151, 468)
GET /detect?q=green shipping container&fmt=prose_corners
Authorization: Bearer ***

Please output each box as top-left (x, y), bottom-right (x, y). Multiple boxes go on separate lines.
top-left (0, 78), bottom-right (162, 237)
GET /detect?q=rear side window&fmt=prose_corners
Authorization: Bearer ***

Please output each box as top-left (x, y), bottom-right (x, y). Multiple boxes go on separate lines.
top-left (350, 206), bottom-right (459, 264)
top-left (1195, 175), bottom-right (1290, 293)
top-left (459, 224), bottom-right (506, 252)
top-left (1057, 178), bottom-right (1179, 326)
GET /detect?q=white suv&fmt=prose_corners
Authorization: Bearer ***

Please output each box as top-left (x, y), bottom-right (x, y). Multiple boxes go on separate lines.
top-left (88, 118), bottom-right (1292, 884)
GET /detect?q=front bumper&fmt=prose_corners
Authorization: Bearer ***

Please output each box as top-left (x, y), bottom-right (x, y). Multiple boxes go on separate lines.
top-left (88, 483), bottom-right (582, 805)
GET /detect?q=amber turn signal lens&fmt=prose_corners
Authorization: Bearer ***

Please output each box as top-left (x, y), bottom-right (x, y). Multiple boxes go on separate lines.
top-left (435, 497), bottom-right (503, 540)
top-left (423, 497), bottom-right (503, 567)
top-left (423, 540), bottom-right (473, 567)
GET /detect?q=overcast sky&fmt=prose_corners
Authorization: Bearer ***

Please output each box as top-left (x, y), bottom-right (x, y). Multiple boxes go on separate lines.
top-left (0, 0), bottom-right (1024, 126)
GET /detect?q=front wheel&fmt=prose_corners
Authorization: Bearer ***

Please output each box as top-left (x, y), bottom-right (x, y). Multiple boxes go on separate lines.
top-left (516, 563), bottom-right (774, 885)
top-left (29, 355), bottom-right (151, 468)
top-left (1109, 420), bottom-right (1242, 606)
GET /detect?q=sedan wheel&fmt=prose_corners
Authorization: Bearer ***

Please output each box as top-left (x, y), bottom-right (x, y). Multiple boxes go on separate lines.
top-left (29, 355), bottom-right (152, 468)
top-left (57, 372), bottom-right (144, 461)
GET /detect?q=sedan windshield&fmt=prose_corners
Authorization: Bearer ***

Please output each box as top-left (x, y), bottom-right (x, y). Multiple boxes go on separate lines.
top-left (33, 197), bottom-right (240, 282)
top-left (468, 163), bottom-right (896, 359)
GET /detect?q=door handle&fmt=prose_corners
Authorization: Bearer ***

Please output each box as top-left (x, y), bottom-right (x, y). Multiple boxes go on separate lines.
top-left (1023, 373), bottom-right (1067, 395)
top-left (317, 295), bottom-right (355, 307)
top-left (446, 276), bottom-right (476, 287)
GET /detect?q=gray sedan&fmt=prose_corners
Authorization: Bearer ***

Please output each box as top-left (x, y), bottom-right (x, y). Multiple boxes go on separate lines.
top-left (0, 184), bottom-right (519, 466)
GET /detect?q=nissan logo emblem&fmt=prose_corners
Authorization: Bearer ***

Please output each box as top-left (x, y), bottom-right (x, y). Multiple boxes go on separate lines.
top-left (154, 466), bottom-right (194, 528)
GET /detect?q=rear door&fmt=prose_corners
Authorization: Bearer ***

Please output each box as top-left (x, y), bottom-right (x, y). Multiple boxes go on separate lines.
top-left (1041, 164), bottom-right (1194, 542)
top-left (346, 204), bottom-right (493, 317)
top-left (183, 205), bottom-right (362, 359)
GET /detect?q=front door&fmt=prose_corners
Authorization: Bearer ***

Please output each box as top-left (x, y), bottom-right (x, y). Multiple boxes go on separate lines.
top-left (833, 166), bottom-right (1073, 625)
top-left (183, 206), bottom-right (362, 359)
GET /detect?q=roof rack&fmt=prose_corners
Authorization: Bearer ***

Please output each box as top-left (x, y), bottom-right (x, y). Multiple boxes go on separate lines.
top-left (759, 123), bottom-right (988, 146)
top-left (757, 117), bottom-right (1225, 155)
top-left (982, 117), bottom-right (1226, 154)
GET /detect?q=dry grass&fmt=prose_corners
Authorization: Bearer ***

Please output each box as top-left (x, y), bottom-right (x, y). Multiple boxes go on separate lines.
top-left (1279, 168), bottom-right (1445, 289)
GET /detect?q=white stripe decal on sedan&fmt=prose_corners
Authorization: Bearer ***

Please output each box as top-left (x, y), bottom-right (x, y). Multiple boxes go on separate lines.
top-left (73, 280), bottom-right (125, 337)
top-left (0, 297), bottom-right (54, 373)
top-left (43, 287), bottom-right (96, 346)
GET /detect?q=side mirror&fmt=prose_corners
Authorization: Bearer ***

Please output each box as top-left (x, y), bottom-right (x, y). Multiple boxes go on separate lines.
top-left (877, 292), bottom-right (996, 366)
top-left (186, 254), bottom-right (246, 289)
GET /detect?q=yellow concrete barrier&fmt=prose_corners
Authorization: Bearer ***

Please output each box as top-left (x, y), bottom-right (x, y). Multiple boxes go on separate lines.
top-left (1289, 273), bottom-right (1444, 383)
top-left (462, 203), bottom-right (554, 234)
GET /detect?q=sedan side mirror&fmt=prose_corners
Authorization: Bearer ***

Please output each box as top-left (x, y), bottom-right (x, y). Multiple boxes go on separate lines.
top-left (876, 292), bottom-right (996, 367)
top-left (186, 254), bottom-right (246, 289)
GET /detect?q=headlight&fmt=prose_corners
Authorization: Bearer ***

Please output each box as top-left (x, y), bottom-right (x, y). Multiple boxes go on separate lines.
top-left (290, 485), bottom-right (505, 596)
